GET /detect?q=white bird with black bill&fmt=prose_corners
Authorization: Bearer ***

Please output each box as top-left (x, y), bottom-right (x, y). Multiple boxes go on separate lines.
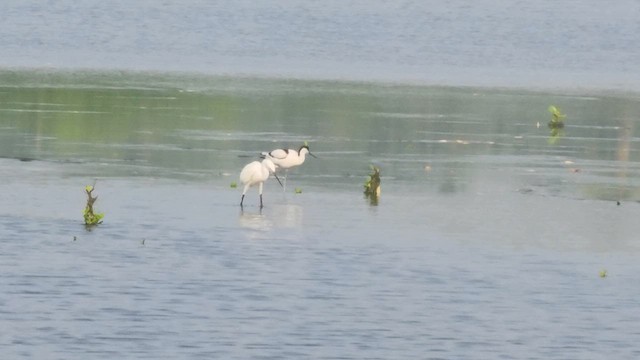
top-left (261, 143), bottom-right (317, 190)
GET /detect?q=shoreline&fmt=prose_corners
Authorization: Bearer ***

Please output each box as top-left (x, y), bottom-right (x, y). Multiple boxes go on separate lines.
top-left (1, 65), bottom-right (639, 99)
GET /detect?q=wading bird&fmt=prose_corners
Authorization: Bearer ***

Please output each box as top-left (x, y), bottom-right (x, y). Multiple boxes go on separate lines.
top-left (240, 158), bottom-right (283, 208)
top-left (261, 144), bottom-right (317, 190)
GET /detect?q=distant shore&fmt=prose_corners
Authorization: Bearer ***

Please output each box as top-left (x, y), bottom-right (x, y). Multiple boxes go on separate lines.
top-left (2, 66), bottom-right (639, 98)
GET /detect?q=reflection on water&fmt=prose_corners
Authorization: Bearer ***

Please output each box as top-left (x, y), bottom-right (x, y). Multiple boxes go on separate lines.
top-left (2, 71), bottom-right (640, 359)
top-left (1, 70), bottom-right (639, 204)
top-left (572, 115), bottom-right (640, 201)
top-left (239, 203), bottom-right (304, 236)
top-left (238, 210), bottom-right (273, 235)
top-left (547, 124), bottom-right (565, 145)
top-left (270, 203), bottom-right (304, 228)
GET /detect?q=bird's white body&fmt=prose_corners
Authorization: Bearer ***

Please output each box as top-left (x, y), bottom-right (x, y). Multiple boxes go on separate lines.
top-left (262, 146), bottom-right (311, 170)
top-left (261, 145), bottom-right (316, 191)
top-left (240, 158), bottom-right (279, 207)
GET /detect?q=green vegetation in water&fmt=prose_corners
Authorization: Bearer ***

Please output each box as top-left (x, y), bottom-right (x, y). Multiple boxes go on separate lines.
top-left (83, 185), bottom-right (104, 226)
top-left (547, 105), bottom-right (566, 144)
top-left (364, 165), bottom-right (381, 205)
top-left (599, 269), bottom-right (608, 278)
top-left (548, 105), bottom-right (566, 128)
top-left (230, 182), bottom-right (238, 188)
top-left (548, 126), bottom-right (565, 145)
top-left (295, 187), bottom-right (303, 194)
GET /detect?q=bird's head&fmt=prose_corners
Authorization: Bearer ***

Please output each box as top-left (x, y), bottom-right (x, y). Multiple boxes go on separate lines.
top-left (298, 144), bottom-right (317, 158)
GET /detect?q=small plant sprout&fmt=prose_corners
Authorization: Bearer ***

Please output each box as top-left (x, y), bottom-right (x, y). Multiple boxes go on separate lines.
top-left (295, 187), bottom-right (303, 194)
top-left (364, 165), bottom-right (381, 201)
top-left (547, 105), bottom-right (566, 144)
top-left (548, 105), bottom-right (566, 127)
top-left (83, 184), bottom-right (104, 226)
top-left (599, 269), bottom-right (608, 278)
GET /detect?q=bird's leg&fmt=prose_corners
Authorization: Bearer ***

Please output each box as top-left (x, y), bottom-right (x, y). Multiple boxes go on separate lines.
top-left (259, 182), bottom-right (264, 208)
top-left (240, 184), bottom-right (250, 207)
top-left (260, 194), bottom-right (264, 208)
top-left (283, 170), bottom-right (288, 192)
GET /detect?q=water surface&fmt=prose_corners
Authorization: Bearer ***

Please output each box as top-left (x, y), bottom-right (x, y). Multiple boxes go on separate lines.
top-left (1, 0), bottom-right (639, 90)
top-left (2, 72), bottom-right (640, 359)
top-left (3, 1), bottom-right (640, 357)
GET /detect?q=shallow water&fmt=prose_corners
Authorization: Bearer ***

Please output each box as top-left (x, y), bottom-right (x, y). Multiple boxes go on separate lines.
top-left (2, 72), bottom-right (640, 359)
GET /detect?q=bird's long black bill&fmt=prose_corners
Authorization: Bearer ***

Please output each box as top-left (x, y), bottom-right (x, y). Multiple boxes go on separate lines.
top-left (309, 152), bottom-right (318, 158)
top-left (273, 173), bottom-right (284, 187)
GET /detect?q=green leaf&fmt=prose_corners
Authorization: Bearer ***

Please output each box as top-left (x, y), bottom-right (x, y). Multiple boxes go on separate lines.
top-left (548, 105), bottom-right (566, 121)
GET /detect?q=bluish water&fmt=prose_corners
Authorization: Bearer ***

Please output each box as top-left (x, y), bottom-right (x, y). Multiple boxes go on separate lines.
top-left (1, 0), bottom-right (639, 90)
top-left (2, 165), bottom-right (640, 359)
top-left (2, 75), bottom-right (640, 359)
top-left (2, 2), bottom-right (640, 359)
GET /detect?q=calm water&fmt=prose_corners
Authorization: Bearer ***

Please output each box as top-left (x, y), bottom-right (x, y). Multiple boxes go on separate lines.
top-left (1, 0), bottom-right (639, 90)
top-left (2, 1), bottom-right (640, 358)
top-left (2, 72), bottom-right (640, 359)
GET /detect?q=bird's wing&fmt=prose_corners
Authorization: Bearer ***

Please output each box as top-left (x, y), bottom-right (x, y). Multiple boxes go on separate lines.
top-left (240, 161), bottom-right (261, 184)
top-left (267, 148), bottom-right (289, 160)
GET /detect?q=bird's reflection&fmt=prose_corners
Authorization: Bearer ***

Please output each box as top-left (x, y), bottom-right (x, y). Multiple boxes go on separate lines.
top-left (238, 203), bottom-right (304, 233)
top-left (271, 203), bottom-right (304, 228)
top-left (238, 208), bottom-right (273, 232)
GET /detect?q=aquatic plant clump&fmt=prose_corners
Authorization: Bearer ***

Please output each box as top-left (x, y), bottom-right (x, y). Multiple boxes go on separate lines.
top-left (364, 165), bottom-right (381, 198)
top-left (83, 185), bottom-right (104, 225)
top-left (548, 105), bottom-right (566, 128)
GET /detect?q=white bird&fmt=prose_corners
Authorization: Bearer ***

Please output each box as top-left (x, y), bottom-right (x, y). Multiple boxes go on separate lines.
top-left (261, 144), bottom-right (317, 190)
top-left (240, 158), bottom-right (283, 208)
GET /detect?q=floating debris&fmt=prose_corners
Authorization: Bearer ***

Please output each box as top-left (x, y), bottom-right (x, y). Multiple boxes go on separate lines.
top-left (230, 182), bottom-right (238, 188)
top-left (295, 187), bottom-right (303, 194)
top-left (599, 269), bottom-right (608, 278)
top-left (83, 185), bottom-right (104, 226)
